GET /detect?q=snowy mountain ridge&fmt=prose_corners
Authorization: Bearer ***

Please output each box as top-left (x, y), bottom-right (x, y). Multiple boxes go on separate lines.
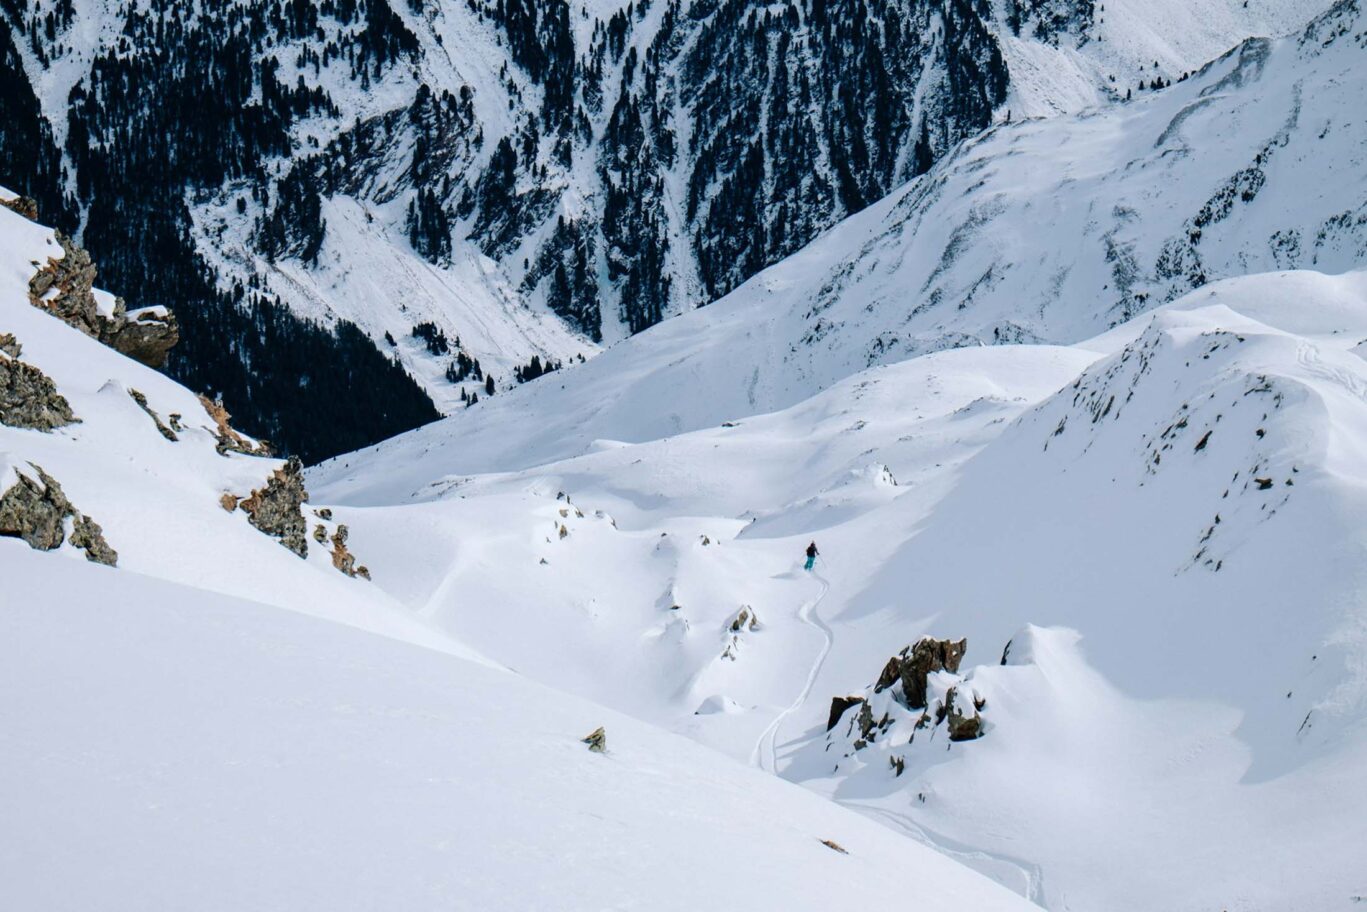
top-left (0, 0), bottom-right (1339, 455)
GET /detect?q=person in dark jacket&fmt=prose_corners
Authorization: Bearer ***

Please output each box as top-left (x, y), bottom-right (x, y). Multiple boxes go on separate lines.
top-left (804, 541), bottom-right (819, 571)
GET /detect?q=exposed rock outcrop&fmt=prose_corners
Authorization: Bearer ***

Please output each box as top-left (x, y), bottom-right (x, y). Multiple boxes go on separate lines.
top-left (70, 513), bottom-right (119, 566)
top-left (0, 195), bottom-right (39, 221)
top-left (581, 727), bottom-right (606, 753)
top-left (199, 394), bottom-right (272, 457)
top-left (0, 333), bottom-right (20, 358)
top-left (236, 457), bottom-right (309, 557)
top-left (874, 637), bottom-right (968, 709)
top-left (0, 464), bottom-right (117, 565)
top-left (827, 695), bottom-right (866, 732)
top-left (128, 389), bottom-right (177, 442)
top-left (27, 232), bottom-right (178, 368)
top-left (0, 351), bottom-right (79, 430)
top-left (824, 634), bottom-right (988, 771)
top-left (330, 523), bottom-right (357, 576)
top-left (729, 605), bottom-right (760, 632)
top-left (942, 687), bottom-right (984, 742)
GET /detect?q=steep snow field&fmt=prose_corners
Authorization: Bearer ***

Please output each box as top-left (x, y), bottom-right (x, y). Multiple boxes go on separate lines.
top-left (0, 192), bottom-right (1037, 910)
top-left (6, 4), bottom-right (1366, 909)
top-left (303, 19), bottom-right (1367, 906)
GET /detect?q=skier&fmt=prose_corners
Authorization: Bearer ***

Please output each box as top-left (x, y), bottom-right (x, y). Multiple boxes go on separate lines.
top-left (804, 541), bottom-right (819, 571)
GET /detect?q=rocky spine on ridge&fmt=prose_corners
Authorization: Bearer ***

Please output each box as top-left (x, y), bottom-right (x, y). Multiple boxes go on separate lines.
top-left (198, 394), bottom-right (273, 457)
top-left (26, 231), bottom-right (178, 369)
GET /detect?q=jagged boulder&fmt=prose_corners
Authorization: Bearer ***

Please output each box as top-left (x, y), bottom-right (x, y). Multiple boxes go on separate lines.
top-left (70, 514), bottom-right (119, 567)
top-left (26, 232), bottom-right (178, 368)
top-left (581, 727), bottom-right (607, 753)
top-left (0, 352), bottom-right (79, 430)
top-left (237, 457), bottom-right (309, 557)
top-left (875, 637), bottom-right (968, 709)
top-left (0, 464), bottom-right (117, 565)
top-left (0, 333), bottom-right (20, 358)
top-left (942, 687), bottom-right (984, 742)
top-left (0, 466), bottom-right (69, 550)
top-left (729, 604), bottom-right (760, 632)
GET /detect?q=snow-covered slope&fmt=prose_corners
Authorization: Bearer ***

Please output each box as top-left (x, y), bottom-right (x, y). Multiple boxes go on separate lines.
top-left (0, 180), bottom-right (1037, 912)
top-left (311, 265), bottom-right (1367, 908)
top-left (316, 0), bottom-right (1367, 491)
top-left (1, 557), bottom-right (1038, 912)
top-left (0, 192), bottom-right (447, 646)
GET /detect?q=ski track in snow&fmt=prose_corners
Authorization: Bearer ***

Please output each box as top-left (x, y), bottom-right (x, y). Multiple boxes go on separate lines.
top-left (750, 571), bottom-right (833, 774)
top-left (847, 802), bottom-right (1048, 907)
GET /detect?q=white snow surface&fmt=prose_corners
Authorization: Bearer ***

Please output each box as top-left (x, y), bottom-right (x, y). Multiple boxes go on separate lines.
top-left (313, 266), bottom-right (1367, 910)
top-left (0, 190), bottom-right (1033, 910)
top-left (299, 23), bottom-right (1367, 908)
top-left (8, 4), bottom-right (1367, 909)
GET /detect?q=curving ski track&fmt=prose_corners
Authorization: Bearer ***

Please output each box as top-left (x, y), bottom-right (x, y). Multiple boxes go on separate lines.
top-left (749, 573), bottom-right (832, 773)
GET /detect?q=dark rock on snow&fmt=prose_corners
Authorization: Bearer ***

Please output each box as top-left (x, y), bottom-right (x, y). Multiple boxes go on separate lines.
top-left (0, 464), bottom-right (117, 565)
top-left (0, 350), bottom-right (78, 430)
top-left (236, 457), bottom-right (310, 557)
top-left (827, 695), bottom-right (866, 731)
top-left (875, 637), bottom-right (968, 709)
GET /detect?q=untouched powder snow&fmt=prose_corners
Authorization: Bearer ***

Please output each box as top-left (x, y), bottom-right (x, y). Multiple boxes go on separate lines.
top-left (312, 266), bottom-right (1367, 909)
